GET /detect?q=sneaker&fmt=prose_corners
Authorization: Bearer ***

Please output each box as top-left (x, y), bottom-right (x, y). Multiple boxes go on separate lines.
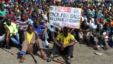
top-left (17, 52), bottom-right (23, 59)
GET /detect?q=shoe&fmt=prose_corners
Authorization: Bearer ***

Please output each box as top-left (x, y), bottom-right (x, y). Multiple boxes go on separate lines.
top-left (104, 46), bottom-right (109, 50)
top-left (66, 57), bottom-right (71, 64)
top-left (47, 57), bottom-right (52, 62)
top-left (46, 45), bottom-right (49, 48)
top-left (19, 56), bottom-right (25, 63)
top-left (17, 52), bottom-right (23, 59)
top-left (47, 55), bottom-right (53, 62)
top-left (70, 55), bottom-right (74, 58)
top-left (94, 45), bottom-right (100, 50)
top-left (0, 43), bottom-right (3, 48)
top-left (16, 45), bottom-right (21, 50)
top-left (5, 46), bottom-right (11, 49)
top-left (17, 52), bottom-right (25, 63)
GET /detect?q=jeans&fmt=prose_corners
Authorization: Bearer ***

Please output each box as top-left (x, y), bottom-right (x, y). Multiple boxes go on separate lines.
top-left (48, 30), bottom-right (55, 41)
top-left (41, 32), bottom-right (49, 48)
top-left (0, 34), bottom-right (5, 42)
top-left (11, 33), bottom-right (20, 45)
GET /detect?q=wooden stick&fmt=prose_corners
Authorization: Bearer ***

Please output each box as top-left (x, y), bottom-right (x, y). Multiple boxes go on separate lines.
top-left (1, 48), bottom-right (14, 55)
top-left (30, 54), bottom-right (38, 64)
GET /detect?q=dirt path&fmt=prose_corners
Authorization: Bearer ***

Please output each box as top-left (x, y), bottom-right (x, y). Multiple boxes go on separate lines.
top-left (0, 43), bottom-right (113, 64)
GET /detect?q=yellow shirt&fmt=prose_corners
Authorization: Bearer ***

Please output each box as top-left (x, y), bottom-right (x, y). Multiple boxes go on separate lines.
top-left (26, 32), bottom-right (34, 44)
top-left (5, 22), bottom-right (18, 36)
top-left (56, 33), bottom-right (75, 46)
top-left (56, 32), bottom-right (64, 42)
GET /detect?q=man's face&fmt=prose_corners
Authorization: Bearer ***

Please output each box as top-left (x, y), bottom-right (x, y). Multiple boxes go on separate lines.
top-left (28, 25), bottom-right (33, 33)
top-left (63, 27), bottom-right (69, 37)
top-left (6, 18), bottom-right (11, 26)
top-left (21, 14), bottom-right (28, 21)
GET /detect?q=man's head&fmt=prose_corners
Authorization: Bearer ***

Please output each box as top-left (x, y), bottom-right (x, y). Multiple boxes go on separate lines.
top-left (62, 27), bottom-right (69, 37)
top-left (6, 15), bottom-right (12, 26)
top-left (0, 3), bottom-right (4, 11)
top-left (21, 13), bottom-right (28, 21)
top-left (6, 18), bottom-right (11, 26)
top-left (27, 24), bottom-right (34, 33)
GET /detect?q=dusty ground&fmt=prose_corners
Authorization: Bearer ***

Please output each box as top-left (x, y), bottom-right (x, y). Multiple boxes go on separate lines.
top-left (0, 43), bottom-right (113, 64)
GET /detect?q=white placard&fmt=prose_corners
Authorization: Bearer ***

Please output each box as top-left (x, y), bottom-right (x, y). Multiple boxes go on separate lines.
top-left (49, 6), bottom-right (82, 29)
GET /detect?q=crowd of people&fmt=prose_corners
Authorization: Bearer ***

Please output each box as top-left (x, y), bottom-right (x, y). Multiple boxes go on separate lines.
top-left (80, 0), bottom-right (113, 50)
top-left (0, 0), bottom-right (112, 64)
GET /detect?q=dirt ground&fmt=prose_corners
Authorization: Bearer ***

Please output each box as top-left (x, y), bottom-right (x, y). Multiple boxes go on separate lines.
top-left (0, 43), bottom-right (113, 64)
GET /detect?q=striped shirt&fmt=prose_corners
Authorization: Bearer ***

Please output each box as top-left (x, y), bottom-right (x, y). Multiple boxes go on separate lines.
top-left (16, 20), bottom-right (28, 31)
top-left (16, 19), bottom-right (34, 31)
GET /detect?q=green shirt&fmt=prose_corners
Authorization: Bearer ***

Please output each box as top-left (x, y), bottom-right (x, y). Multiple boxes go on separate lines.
top-left (105, 17), bottom-right (110, 22)
top-left (5, 22), bottom-right (18, 36)
top-left (0, 9), bottom-right (7, 17)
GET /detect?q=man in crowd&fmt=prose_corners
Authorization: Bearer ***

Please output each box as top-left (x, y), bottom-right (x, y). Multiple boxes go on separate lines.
top-left (4, 14), bottom-right (20, 49)
top-left (0, 3), bottom-right (7, 17)
top-left (34, 17), bottom-right (49, 48)
top-left (0, 0), bottom-right (112, 64)
top-left (47, 27), bottom-right (78, 64)
top-left (18, 24), bottom-right (47, 63)
top-left (16, 13), bottom-right (34, 43)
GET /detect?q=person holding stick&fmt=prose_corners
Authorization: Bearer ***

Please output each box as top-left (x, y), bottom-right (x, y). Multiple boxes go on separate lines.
top-left (18, 24), bottom-right (47, 63)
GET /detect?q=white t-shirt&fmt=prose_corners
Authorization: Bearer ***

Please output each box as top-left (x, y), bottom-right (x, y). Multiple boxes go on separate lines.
top-left (42, 13), bottom-right (48, 21)
top-left (88, 18), bottom-right (97, 29)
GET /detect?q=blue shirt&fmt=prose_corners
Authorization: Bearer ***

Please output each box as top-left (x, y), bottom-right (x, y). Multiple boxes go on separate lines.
top-left (63, 0), bottom-right (69, 4)
top-left (35, 24), bottom-right (45, 38)
top-left (35, 0), bottom-right (41, 4)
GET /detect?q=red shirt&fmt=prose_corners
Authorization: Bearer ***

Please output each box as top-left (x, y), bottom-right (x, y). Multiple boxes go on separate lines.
top-left (6, 13), bottom-right (16, 23)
